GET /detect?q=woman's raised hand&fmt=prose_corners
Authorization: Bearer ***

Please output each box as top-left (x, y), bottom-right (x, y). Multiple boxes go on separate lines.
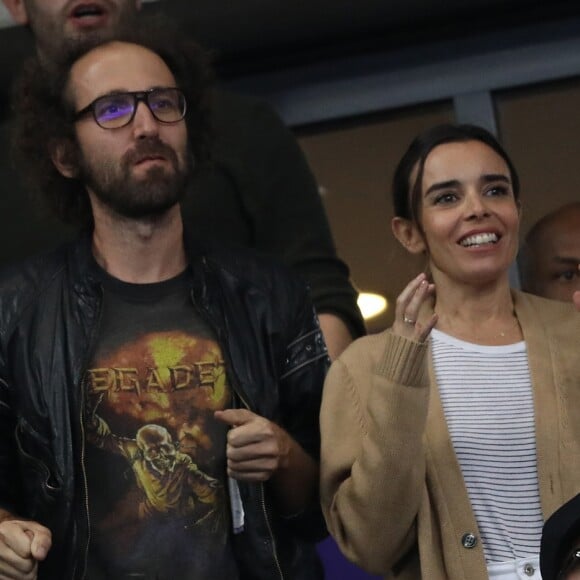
top-left (393, 273), bottom-right (438, 342)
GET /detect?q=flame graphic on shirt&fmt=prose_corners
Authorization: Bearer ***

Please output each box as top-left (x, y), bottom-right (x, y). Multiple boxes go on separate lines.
top-left (87, 331), bottom-right (229, 425)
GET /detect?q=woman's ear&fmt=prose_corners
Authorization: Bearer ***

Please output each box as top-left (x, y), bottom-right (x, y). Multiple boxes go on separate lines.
top-left (50, 139), bottom-right (79, 179)
top-left (391, 216), bottom-right (426, 254)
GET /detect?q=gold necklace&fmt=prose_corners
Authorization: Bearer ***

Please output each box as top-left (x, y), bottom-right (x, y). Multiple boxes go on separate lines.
top-left (495, 316), bottom-right (521, 338)
top-left (436, 313), bottom-right (521, 342)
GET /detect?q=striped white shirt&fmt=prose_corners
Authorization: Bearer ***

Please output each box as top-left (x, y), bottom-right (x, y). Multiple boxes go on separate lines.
top-left (431, 329), bottom-right (544, 565)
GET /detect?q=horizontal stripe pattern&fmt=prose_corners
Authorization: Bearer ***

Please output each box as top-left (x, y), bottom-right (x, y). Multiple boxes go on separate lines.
top-left (431, 329), bottom-right (543, 563)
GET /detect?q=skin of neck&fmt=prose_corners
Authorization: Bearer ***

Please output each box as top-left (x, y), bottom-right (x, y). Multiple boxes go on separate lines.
top-left (90, 199), bottom-right (187, 284)
top-left (430, 266), bottom-right (516, 333)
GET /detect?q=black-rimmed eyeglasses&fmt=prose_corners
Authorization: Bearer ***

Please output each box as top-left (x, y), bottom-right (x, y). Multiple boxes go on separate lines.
top-left (74, 87), bottom-right (187, 129)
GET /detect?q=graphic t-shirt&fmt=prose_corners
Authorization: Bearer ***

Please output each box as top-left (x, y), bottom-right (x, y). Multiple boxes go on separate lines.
top-left (84, 268), bottom-right (239, 580)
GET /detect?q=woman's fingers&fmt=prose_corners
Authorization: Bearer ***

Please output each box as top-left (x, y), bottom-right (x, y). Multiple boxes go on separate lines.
top-left (416, 312), bottom-right (438, 343)
top-left (393, 274), bottom-right (436, 341)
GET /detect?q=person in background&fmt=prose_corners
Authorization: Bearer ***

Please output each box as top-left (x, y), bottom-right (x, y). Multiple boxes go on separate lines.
top-left (0, 25), bottom-right (327, 580)
top-left (320, 124), bottom-right (580, 579)
top-left (518, 201), bottom-right (580, 306)
top-left (540, 493), bottom-right (580, 580)
top-left (1, 0), bottom-right (365, 360)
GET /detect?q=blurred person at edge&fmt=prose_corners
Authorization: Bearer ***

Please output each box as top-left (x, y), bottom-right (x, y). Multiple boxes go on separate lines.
top-left (1, 0), bottom-right (366, 360)
top-left (518, 202), bottom-right (580, 307)
top-left (320, 124), bottom-right (580, 580)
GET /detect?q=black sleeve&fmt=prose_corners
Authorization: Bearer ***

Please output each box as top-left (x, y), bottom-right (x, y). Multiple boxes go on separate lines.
top-left (210, 91), bottom-right (366, 339)
top-left (275, 272), bottom-right (330, 542)
top-left (0, 372), bottom-right (24, 517)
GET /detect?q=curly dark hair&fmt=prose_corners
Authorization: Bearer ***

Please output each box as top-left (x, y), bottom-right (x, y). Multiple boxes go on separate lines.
top-left (11, 15), bottom-right (213, 226)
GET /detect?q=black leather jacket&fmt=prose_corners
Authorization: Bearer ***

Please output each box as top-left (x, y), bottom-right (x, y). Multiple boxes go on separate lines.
top-left (0, 235), bottom-right (328, 580)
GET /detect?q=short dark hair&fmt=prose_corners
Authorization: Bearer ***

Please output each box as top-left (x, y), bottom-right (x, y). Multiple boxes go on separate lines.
top-left (11, 15), bottom-right (212, 226)
top-left (392, 124), bottom-right (520, 224)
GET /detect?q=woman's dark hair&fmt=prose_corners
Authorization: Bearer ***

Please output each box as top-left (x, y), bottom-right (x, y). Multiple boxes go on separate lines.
top-left (392, 124), bottom-right (520, 224)
top-left (11, 14), bottom-right (213, 226)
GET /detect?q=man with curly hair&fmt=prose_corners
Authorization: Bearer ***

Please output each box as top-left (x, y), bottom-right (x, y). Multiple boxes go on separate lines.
top-left (0, 27), bottom-right (327, 580)
top-left (1, 0), bottom-right (365, 360)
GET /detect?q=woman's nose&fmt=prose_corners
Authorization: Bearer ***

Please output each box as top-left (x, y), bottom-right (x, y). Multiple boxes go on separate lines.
top-left (465, 191), bottom-right (489, 218)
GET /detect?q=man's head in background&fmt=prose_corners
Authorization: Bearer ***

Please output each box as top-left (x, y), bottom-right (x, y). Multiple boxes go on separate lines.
top-left (11, 20), bottom-right (211, 225)
top-left (518, 202), bottom-right (580, 302)
top-left (2, 0), bottom-right (141, 64)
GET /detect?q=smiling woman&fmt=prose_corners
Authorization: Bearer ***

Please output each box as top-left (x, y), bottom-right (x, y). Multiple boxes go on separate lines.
top-left (393, 138), bottom-right (521, 313)
top-left (320, 124), bottom-right (580, 580)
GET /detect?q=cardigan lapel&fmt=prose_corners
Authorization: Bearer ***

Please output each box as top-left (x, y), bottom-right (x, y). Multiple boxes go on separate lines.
top-left (424, 351), bottom-right (487, 578)
top-left (513, 290), bottom-right (564, 519)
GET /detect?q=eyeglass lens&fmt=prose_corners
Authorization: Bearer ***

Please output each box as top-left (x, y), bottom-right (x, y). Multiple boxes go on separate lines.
top-left (94, 89), bottom-right (185, 129)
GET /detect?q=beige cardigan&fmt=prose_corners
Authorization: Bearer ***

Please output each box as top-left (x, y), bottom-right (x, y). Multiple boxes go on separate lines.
top-left (320, 291), bottom-right (580, 579)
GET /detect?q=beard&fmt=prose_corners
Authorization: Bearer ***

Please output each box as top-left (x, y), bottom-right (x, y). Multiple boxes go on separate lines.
top-left (26, 0), bottom-right (140, 67)
top-left (78, 137), bottom-right (192, 219)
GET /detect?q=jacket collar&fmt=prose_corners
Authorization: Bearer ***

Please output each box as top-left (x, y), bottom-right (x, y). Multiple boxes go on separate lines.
top-left (66, 228), bottom-right (211, 290)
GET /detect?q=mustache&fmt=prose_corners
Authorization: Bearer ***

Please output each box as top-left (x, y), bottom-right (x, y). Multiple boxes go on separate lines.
top-left (122, 138), bottom-right (179, 167)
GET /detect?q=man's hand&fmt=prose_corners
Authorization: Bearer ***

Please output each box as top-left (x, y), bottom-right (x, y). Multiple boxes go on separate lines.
top-left (215, 409), bottom-right (290, 482)
top-left (215, 408), bottom-right (319, 514)
top-left (0, 519), bottom-right (51, 580)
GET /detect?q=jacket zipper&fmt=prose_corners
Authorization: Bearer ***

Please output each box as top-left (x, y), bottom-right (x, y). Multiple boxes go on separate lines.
top-left (77, 375), bottom-right (91, 580)
top-left (189, 267), bottom-right (284, 580)
top-left (260, 483), bottom-right (284, 580)
top-left (76, 284), bottom-right (105, 580)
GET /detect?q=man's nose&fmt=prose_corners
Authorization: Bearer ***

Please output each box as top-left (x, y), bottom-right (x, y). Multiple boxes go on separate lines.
top-left (132, 101), bottom-right (159, 138)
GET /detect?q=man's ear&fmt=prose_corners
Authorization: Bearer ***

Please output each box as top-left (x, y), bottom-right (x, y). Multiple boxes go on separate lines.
top-left (50, 140), bottom-right (79, 179)
top-left (2, 0), bottom-right (29, 25)
top-left (391, 216), bottom-right (426, 254)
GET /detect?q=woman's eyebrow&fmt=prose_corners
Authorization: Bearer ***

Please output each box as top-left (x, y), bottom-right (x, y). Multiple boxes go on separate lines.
top-left (424, 174), bottom-right (511, 197)
top-left (481, 174), bottom-right (511, 184)
top-left (424, 179), bottom-right (460, 196)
